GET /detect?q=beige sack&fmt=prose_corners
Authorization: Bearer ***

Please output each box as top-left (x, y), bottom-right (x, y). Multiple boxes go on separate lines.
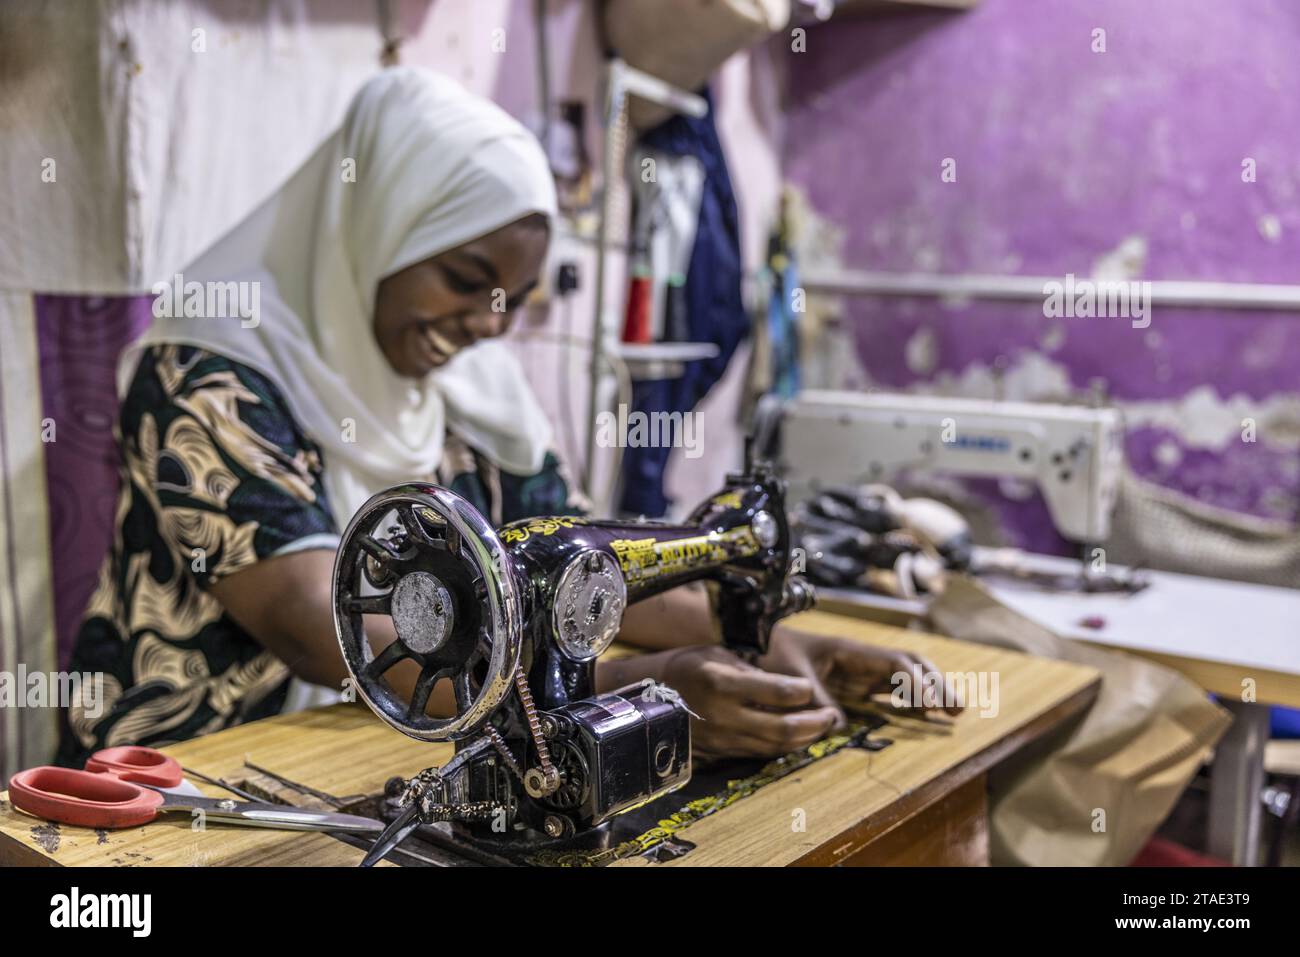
top-left (603, 0), bottom-right (790, 129)
top-left (929, 576), bottom-right (1231, 866)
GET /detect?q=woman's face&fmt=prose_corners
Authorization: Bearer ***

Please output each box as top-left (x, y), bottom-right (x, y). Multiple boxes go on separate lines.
top-left (373, 214), bottom-right (549, 378)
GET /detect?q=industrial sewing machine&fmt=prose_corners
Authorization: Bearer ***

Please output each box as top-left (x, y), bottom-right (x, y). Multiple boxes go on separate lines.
top-left (756, 390), bottom-right (1124, 549)
top-left (331, 455), bottom-right (814, 865)
top-left (753, 390), bottom-right (1140, 597)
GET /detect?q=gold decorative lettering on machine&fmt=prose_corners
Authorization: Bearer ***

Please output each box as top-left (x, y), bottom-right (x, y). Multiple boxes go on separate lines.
top-left (610, 527), bottom-right (761, 583)
top-left (500, 516), bottom-right (585, 544)
top-left (710, 490), bottom-right (744, 510)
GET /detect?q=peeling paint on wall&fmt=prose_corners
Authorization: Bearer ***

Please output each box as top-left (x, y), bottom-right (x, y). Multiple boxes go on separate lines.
top-left (1125, 387), bottom-right (1300, 452)
top-left (1091, 235), bottom-right (1147, 283)
top-left (782, 0), bottom-right (1300, 553)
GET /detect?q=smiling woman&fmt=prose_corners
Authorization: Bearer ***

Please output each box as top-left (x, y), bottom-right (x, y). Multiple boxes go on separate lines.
top-left (372, 212), bottom-right (550, 378)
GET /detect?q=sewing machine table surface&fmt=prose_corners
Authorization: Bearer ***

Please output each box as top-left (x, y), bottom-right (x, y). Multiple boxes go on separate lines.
top-left (0, 612), bottom-right (1099, 867)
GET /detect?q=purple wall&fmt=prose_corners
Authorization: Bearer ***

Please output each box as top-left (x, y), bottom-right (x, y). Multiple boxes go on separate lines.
top-left (784, 0), bottom-right (1300, 553)
top-left (37, 295), bottom-right (153, 666)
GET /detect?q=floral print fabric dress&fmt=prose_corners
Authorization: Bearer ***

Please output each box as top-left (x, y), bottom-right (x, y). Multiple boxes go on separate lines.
top-left (57, 344), bottom-right (582, 767)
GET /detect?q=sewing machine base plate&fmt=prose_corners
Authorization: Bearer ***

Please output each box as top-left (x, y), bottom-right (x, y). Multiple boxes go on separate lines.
top-left (350, 715), bottom-right (892, 866)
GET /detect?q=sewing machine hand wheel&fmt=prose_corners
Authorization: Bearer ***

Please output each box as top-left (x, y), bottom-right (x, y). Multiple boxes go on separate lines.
top-left (332, 484), bottom-right (523, 742)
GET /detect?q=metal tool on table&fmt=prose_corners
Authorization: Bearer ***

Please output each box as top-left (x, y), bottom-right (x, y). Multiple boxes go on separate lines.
top-left (331, 447), bottom-right (815, 866)
top-left (8, 746), bottom-right (383, 834)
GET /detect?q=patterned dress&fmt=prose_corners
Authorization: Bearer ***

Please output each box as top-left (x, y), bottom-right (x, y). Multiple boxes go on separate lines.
top-left (57, 344), bottom-right (583, 767)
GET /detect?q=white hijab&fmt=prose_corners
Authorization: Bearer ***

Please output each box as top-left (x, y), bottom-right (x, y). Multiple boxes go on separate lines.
top-left (121, 67), bottom-right (556, 528)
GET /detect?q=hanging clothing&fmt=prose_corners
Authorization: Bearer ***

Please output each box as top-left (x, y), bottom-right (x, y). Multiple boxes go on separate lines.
top-left (764, 210), bottom-right (802, 398)
top-left (623, 145), bottom-right (706, 344)
top-left (618, 89), bottom-right (750, 518)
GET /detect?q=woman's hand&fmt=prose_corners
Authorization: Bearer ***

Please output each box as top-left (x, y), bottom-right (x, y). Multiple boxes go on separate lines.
top-left (758, 624), bottom-right (966, 721)
top-left (598, 646), bottom-right (841, 760)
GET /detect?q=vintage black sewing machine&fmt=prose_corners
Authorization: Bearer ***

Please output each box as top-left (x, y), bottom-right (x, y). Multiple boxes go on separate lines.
top-left (331, 457), bottom-right (815, 866)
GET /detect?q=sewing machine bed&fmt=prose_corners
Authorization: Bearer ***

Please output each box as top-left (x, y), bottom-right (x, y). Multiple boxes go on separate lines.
top-left (0, 613), bottom-right (1100, 867)
top-left (351, 714), bottom-right (893, 866)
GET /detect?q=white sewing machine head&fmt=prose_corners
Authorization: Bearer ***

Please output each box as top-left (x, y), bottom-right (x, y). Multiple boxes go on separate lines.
top-left (756, 390), bottom-right (1124, 546)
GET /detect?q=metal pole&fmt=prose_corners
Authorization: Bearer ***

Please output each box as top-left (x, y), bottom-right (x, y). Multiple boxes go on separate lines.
top-left (802, 268), bottom-right (1300, 312)
top-left (1208, 701), bottom-right (1270, 866)
top-left (583, 61), bottom-right (623, 499)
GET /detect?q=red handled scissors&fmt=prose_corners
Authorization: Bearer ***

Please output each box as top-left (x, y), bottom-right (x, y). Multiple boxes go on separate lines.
top-left (8, 746), bottom-right (382, 833)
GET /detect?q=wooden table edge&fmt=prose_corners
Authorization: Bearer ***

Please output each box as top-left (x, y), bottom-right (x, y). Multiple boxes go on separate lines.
top-left (1072, 642), bottom-right (1300, 709)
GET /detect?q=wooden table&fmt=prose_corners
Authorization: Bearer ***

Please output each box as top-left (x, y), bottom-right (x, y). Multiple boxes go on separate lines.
top-left (820, 561), bottom-right (1300, 866)
top-left (0, 611), bottom-right (1099, 867)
